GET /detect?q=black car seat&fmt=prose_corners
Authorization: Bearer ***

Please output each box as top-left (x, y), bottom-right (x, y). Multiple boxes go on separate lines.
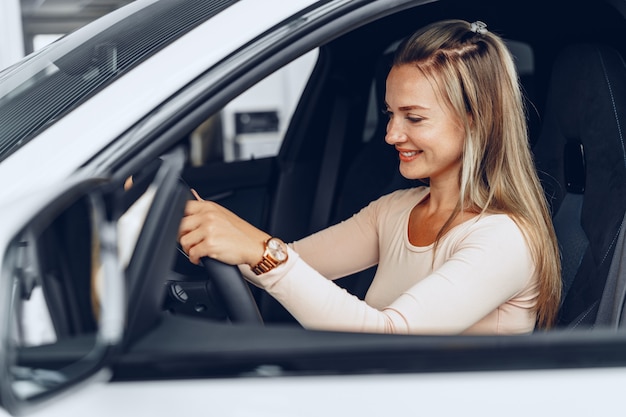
top-left (532, 43), bottom-right (626, 328)
top-left (331, 52), bottom-right (422, 299)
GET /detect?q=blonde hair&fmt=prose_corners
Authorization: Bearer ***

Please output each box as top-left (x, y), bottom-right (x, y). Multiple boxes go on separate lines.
top-left (393, 20), bottom-right (561, 328)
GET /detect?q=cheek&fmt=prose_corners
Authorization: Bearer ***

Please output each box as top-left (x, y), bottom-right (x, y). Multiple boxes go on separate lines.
top-left (431, 129), bottom-right (465, 161)
top-left (453, 133), bottom-right (466, 155)
top-left (448, 140), bottom-right (465, 162)
top-left (446, 124), bottom-right (466, 154)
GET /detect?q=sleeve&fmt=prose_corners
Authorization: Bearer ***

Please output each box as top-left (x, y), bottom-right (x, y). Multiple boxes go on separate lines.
top-left (288, 198), bottom-right (382, 280)
top-left (387, 217), bottom-right (535, 334)
top-left (242, 216), bottom-right (535, 334)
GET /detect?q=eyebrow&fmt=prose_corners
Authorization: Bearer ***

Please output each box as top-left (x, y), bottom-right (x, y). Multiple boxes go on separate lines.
top-left (399, 105), bottom-right (429, 111)
top-left (384, 101), bottom-right (429, 111)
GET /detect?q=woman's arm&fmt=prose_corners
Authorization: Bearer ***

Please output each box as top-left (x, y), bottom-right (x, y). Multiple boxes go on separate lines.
top-left (242, 215), bottom-right (535, 334)
top-left (287, 208), bottom-right (380, 280)
top-left (180, 191), bottom-right (383, 280)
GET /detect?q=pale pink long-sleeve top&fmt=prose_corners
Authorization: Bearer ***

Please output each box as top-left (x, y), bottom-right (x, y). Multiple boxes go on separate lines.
top-left (241, 187), bottom-right (539, 335)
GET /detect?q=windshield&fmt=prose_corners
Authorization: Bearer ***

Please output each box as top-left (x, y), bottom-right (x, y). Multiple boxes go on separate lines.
top-left (0, 0), bottom-right (239, 164)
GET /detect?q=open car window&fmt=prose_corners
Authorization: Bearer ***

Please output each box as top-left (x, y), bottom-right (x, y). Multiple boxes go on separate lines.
top-left (187, 49), bottom-right (318, 164)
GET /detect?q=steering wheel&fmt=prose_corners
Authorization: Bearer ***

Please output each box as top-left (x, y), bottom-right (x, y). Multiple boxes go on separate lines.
top-left (200, 257), bottom-right (264, 325)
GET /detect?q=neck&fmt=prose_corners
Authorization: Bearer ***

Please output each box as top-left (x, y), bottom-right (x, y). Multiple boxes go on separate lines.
top-left (423, 178), bottom-right (461, 215)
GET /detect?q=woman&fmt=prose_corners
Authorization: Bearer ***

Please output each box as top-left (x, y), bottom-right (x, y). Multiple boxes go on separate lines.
top-left (178, 19), bottom-right (562, 334)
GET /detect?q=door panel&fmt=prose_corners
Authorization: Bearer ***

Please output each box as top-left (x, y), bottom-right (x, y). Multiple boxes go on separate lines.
top-left (182, 157), bottom-right (276, 231)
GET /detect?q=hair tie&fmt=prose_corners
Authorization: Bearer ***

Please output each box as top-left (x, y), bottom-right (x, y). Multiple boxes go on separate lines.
top-left (470, 21), bottom-right (488, 35)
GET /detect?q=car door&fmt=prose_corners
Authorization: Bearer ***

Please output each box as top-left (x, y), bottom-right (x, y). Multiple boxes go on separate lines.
top-left (0, 175), bottom-right (127, 416)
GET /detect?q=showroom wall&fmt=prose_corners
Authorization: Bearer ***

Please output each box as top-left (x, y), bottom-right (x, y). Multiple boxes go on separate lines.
top-left (0, 0), bottom-right (25, 70)
top-left (1, 0), bottom-right (134, 70)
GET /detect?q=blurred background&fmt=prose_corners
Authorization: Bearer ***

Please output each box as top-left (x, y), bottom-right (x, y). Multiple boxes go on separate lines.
top-left (1, 0), bottom-right (133, 70)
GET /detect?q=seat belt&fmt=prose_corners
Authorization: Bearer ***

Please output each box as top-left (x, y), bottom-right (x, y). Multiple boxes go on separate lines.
top-left (552, 193), bottom-right (587, 304)
top-left (309, 92), bottom-right (350, 233)
top-left (594, 211), bottom-right (626, 328)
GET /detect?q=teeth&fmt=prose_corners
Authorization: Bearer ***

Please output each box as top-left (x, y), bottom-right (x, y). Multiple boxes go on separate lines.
top-left (401, 151), bottom-right (418, 157)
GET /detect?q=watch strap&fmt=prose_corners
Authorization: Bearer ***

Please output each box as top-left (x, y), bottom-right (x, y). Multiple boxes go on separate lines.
top-left (250, 237), bottom-right (288, 275)
top-left (251, 257), bottom-right (280, 275)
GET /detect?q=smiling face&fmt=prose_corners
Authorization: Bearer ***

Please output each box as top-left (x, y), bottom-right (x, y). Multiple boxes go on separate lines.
top-left (384, 64), bottom-right (466, 188)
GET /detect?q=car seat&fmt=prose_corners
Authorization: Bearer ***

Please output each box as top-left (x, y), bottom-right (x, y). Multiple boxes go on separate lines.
top-left (331, 52), bottom-right (422, 299)
top-left (532, 43), bottom-right (626, 328)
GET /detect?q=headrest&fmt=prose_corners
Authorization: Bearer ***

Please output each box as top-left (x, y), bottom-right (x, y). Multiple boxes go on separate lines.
top-left (534, 43), bottom-right (626, 263)
top-left (552, 44), bottom-right (626, 148)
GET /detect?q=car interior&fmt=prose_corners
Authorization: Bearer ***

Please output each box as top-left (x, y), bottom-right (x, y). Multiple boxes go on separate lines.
top-left (164, 0), bottom-right (626, 332)
top-left (533, 42), bottom-right (626, 328)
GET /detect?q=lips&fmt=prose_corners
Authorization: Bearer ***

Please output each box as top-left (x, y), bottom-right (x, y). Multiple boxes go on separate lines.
top-left (396, 148), bottom-right (422, 162)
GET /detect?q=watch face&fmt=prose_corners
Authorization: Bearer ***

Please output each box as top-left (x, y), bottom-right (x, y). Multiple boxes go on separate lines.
top-left (267, 238), bottom-right (288, 262)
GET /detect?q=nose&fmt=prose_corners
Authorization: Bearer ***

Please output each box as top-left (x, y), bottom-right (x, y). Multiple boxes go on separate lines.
top-left (384, 116), bottom-right (406, 145)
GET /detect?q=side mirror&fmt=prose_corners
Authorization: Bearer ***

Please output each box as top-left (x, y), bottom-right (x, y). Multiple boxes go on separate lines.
top-left (0, 181), bottom-right (125, 415)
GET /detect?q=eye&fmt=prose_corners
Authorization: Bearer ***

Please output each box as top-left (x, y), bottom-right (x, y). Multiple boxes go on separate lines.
top-left (406, 115), bottom-right (424, 123)
top-left (381, 108), bottom-right (393, 119)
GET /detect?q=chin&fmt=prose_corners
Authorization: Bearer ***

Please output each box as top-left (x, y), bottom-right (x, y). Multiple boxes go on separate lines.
top-left (399, 168), bottom-right (427, 182)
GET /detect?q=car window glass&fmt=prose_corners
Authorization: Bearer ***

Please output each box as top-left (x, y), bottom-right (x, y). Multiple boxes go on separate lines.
top-left (189, 49), bottom-right (318, 165)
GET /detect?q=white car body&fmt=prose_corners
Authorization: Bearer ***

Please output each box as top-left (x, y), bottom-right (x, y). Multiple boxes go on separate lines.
top-left (1, 0), bottom-right (625, 415)
top-left (6, 367), bottom-right (626, 417)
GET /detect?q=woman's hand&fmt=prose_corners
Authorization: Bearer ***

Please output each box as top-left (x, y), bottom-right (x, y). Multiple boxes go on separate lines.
top-left (178, 191), bottom-right (271, 266)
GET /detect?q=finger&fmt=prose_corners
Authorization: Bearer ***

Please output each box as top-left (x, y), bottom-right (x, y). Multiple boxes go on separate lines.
top-left (178, 228), bottom-right (206, 261)
top-left (186, 237), bottom-right (222, 265)
top-left (178, 209), bottom-right (215, 242)
top-left (183, 199), bottom-right (208, 215)
top-left (187, 244), bottom-right (205, 265)
top-left (191, 188), bottom-right (204, 201)
top-left (124, 176), bottom-right (134, 191)
top-left (177, 215), bottom-right (197, 240)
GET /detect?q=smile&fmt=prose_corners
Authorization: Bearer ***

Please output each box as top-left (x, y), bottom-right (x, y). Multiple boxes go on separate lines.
top-left (397, 149), bottom-right (423, 161)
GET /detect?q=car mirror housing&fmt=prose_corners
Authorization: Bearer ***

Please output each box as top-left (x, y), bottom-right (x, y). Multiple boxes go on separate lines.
top-left (0, 181), bottom-right (125, 415)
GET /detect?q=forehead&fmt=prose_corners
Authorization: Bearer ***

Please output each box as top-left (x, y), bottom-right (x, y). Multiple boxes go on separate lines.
top-left (385, 64), bottom-right (442, 108)
top-left (385, 64), bottom-right (454, 114)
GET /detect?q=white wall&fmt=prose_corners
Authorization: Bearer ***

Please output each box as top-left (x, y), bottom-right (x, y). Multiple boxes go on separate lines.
top-left (221, 49), bottom-right (318, 161)
top-left (0, 0), bottom-right (25, 70)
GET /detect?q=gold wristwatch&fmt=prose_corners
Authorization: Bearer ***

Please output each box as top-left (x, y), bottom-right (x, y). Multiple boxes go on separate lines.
top-left (251, 237), bottom-right (288, 275)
